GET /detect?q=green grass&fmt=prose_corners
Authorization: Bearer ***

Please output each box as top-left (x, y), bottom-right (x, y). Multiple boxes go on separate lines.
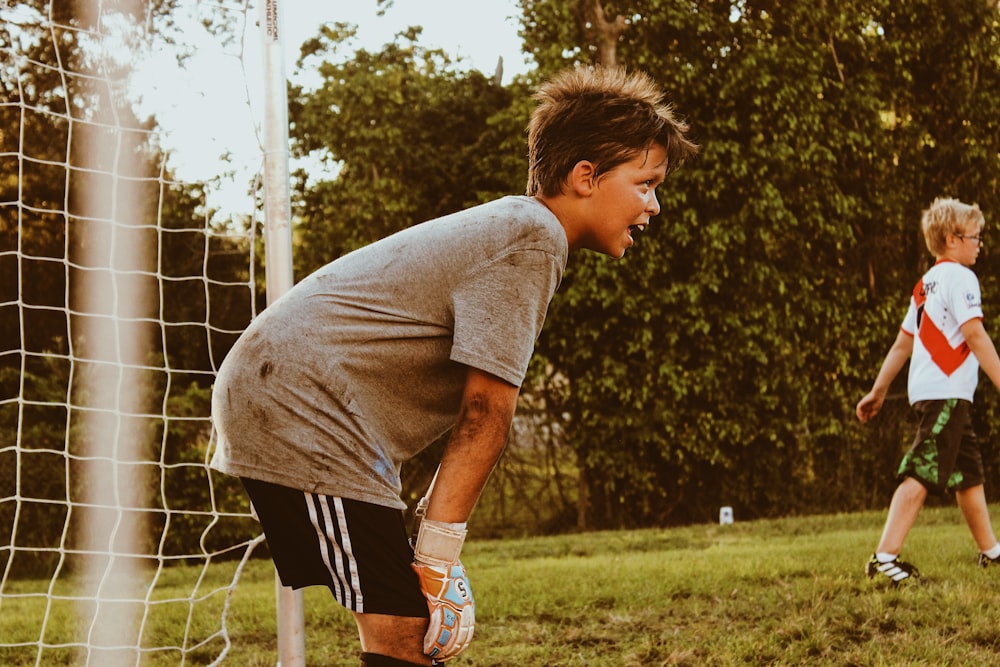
top-left (5, 506), bottom-right (1000, 665)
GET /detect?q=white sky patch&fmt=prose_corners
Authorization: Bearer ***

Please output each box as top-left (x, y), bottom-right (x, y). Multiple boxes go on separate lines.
top-left (125, 0), bottom-right (529, 213)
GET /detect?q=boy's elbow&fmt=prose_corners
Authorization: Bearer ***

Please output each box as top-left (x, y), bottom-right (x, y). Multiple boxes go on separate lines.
top-left (961, 318), bottom-right (989, 342)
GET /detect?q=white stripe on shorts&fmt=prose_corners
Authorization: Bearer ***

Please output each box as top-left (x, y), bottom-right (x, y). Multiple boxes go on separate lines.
top-left (304, 492), bottom-right (365, 612)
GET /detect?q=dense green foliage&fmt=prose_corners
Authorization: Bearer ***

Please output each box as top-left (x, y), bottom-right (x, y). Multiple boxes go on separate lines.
top-left (524, 0), bottom-right (1000, 526)
top-left (288, 23), bottom-right (529, 273)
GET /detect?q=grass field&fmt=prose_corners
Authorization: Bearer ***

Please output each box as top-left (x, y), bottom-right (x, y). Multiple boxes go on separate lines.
top-left (6, 505), bottom-right (1000, 665)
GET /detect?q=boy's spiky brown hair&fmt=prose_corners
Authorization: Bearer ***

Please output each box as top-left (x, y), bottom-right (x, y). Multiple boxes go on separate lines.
top-left (526, 66), bottom-right (698, 197)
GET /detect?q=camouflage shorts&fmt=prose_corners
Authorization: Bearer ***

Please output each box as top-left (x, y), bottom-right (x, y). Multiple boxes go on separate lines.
top-left (898, 399), bottom-right (984, 495)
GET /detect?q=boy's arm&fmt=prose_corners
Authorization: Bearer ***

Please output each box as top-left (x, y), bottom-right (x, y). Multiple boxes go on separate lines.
top-left (856, 329), bottom-right (913, 422)
top-left (960, 317), bottom-right (1000, 391)
top-left (425, 366), bottom-right (519, 523)
top-left (411, 367), bottom-right (518, 660)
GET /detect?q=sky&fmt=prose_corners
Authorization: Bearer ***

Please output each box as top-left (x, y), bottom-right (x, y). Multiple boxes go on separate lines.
top-left (132, 0), bottom-right (531, 211)
top-left (299, 0), bottom-right (531, 79)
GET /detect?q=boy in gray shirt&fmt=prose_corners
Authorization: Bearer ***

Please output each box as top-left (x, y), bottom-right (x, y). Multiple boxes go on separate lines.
top-left (211, 65), bottom-right (698, 666)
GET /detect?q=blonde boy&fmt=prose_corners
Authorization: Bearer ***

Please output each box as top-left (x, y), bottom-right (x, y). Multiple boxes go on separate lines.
top-left (857, 197), bottom-right (1000, 583)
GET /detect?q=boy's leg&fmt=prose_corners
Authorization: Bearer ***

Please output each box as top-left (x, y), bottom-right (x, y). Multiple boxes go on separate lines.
top-left (879, 398), bottom-right (972, 554)
top-left (867, 477), bottom-right (925, 582)
top-left (876, 476), bottom-right (927, 555)
top-left (360, 656), bottom-right (428, 667)
top-left (240, 479), bottom-right (433, 662)
top-left (956, 484), bottom-right (999, 552)
top-left (355, 613), bottom-right (433, 666)
top-left (950, 413), bottom-right (1000, 561)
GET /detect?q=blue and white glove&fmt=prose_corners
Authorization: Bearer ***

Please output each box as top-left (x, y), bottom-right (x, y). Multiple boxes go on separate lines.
top-left (411, 514), bottom-right (475, 661)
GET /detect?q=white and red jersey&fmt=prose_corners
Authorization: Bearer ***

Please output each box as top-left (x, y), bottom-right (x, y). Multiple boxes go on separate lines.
top-left (901, 259), bottom-right (984, 403)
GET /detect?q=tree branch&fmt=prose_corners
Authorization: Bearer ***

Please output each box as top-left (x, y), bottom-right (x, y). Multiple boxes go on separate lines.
top-left (579, 0), bottom-right (627, 67)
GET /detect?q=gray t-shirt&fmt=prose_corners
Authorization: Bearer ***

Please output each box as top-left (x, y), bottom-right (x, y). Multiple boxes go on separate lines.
top-left (210, 196), bottom-right (567, 508)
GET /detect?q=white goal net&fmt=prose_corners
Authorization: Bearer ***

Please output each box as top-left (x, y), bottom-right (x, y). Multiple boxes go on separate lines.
top-left (0, 0), bottom-right (280, 664)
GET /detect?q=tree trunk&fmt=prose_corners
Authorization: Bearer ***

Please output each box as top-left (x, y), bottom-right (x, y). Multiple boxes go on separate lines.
top-left (579, 0), bottom-right (626, 67)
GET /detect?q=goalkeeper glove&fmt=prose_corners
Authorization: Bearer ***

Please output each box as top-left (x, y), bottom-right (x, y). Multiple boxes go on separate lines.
top-left (412, 515), bottom-right (474, 661)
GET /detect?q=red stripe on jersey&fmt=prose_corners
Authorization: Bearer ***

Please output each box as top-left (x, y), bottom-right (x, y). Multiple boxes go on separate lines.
top-left (912, 279), bottom-right (926, 310)
top-left (913, 278), bottom-right (970, 376)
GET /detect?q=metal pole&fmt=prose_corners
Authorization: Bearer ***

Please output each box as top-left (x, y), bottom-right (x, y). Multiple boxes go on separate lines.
top-left (259, 0), bottom-right (304, 664)
top-left (260, 0), bottom-right (295, 302)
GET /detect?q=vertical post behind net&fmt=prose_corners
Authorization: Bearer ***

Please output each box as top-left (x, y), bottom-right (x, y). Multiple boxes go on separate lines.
top-left (258, 0), bottom-right (305, 664)
top-left (73, 1), bottom-right (153, 664)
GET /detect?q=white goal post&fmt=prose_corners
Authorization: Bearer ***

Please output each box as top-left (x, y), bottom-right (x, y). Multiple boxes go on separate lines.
top-left (0, 0), bottom-right (300, 664)
top-left (257, 0), bottom-right (306, 665)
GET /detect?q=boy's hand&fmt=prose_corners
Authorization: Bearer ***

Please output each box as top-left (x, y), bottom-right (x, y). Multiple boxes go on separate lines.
top-left (411, 559), bottom-right (475, 661)
top-left (856, 391), bottom-right (883, 422)
top-left (411, 517), bottom-right (474, 661)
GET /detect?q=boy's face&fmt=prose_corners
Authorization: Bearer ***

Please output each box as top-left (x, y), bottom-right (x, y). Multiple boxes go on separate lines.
top-left (949, 224), bottom-right (983, 267)
top-left (580, 145), bottom-right (668, 259)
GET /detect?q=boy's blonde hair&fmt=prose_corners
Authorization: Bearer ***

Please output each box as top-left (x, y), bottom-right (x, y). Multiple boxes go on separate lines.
top-left (921, 197), bottom-right (985, 256)
top-left (526, 66), bottom-right (698, 197)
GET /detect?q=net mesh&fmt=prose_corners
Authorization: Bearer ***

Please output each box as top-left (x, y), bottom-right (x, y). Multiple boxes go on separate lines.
top-left (1, 0), bottom-right (267, 663)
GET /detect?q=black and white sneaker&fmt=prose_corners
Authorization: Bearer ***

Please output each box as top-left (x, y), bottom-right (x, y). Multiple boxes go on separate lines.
top-left (978, 552), bottom-right (1000, 568)
top-left (865, 553), bottom-right (920, 584)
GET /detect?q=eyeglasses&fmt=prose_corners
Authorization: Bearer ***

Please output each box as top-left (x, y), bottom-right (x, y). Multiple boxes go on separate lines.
top-left (956, 233), bottom-right (984, 245)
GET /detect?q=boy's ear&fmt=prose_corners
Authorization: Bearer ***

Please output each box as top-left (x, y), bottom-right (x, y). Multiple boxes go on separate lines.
top-left (568, 160), bottom-right (597, 196)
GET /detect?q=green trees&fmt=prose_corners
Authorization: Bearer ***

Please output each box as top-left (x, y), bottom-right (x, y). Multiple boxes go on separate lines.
top-left (526, 0), bottom-right (1000, 526)
top-left (288, 24), bottom-right (527, 276)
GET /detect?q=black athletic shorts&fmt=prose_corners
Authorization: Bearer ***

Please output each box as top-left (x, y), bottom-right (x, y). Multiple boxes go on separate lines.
top-left (897, 399), bottom-right (984, 495)
top-left (240, 477), bottom-right (429, 618)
